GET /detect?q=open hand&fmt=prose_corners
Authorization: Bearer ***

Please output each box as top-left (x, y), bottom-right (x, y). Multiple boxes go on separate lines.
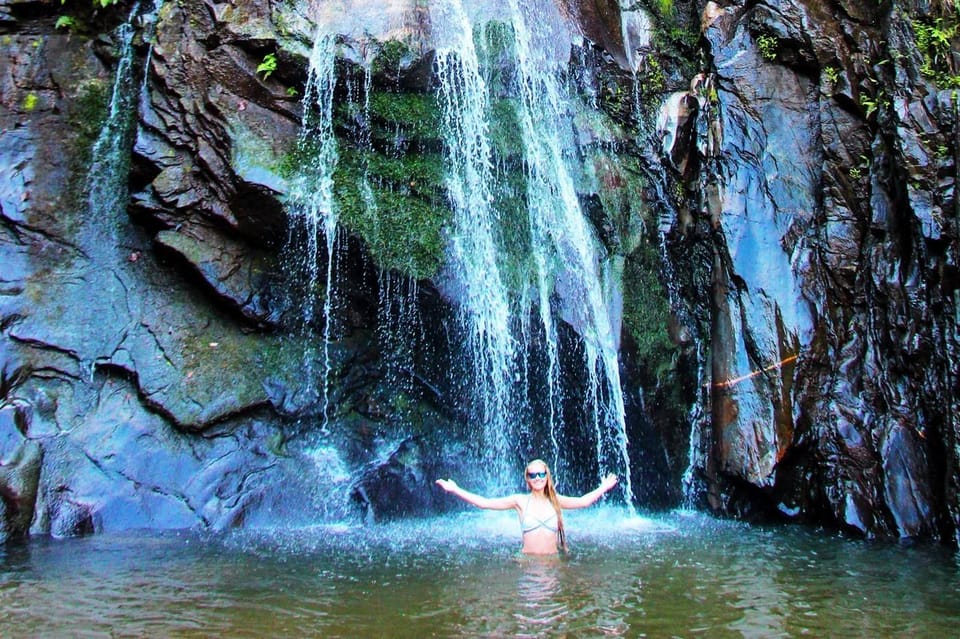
top-left (600, 474), bottom-right (619, 492)
top-left (435, 478), bottom-right (459, 492)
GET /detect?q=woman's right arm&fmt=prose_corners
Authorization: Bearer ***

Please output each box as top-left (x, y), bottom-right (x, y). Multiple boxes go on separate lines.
top-left (435, 479), bottom-right (518, 510)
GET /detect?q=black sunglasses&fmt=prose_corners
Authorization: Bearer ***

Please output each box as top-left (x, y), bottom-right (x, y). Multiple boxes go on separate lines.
top-left (526, 471), bottom-right (547, 479)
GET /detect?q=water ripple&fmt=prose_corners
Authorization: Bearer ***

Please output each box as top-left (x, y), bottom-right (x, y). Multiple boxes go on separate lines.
top-left (1, 511), bottom-right (957, 638)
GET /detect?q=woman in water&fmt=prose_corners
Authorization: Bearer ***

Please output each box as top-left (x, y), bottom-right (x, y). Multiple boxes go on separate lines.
top-left (435, 459), bottom-right (619, 555)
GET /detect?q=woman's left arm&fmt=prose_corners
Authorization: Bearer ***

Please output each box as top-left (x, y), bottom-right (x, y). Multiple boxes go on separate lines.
top-left (557, 474), bottom-right (619, 509)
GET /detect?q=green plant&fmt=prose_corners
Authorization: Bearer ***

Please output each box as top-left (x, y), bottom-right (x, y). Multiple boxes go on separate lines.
top-left (849, 154), bottom-right (870, 179)
top-left (22, 93), bottom-right (39, 111)
top-left (913, 15), bottom-right (960, 88)
top-left (757, 34), bottom-right (779, 61)
top-left (642, 56), bottom-right (666, 94)
top-left (257, 53), bottom-right (278, 80)
top-left (654, 0), bottom-right (675, 16)
top-left (823, 66), bottom-right (841, 84)
top-left (859, 91), bottom-right (889, 119)
top-left (55, 15), bottom-right (75, 29)
top-left (286, 86), bottom-right (298, 97)
top-left (672, 179), bottom-right (685, 201)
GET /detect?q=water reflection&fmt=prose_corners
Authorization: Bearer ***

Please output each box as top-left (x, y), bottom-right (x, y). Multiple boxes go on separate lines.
top-left (0, 511), bottom-right (958, 638)
top-left (513, 556), bottom-right (565, 635)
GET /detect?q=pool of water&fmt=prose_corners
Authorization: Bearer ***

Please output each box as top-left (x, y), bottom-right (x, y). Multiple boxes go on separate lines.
top-left (1, 509), bottom-right (957, 637)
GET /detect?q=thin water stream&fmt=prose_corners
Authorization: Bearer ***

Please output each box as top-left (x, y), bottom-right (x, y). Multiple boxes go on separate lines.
top-left (2, 510), bottom-right (957, 637)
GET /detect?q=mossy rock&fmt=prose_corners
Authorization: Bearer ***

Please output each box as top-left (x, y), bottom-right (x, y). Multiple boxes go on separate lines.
top-left (622, 240), bottom-right (676, 377)
top-left (366, 90), bottom-right (443, 142)
top-left (333, 150), bottom-right (450, 280)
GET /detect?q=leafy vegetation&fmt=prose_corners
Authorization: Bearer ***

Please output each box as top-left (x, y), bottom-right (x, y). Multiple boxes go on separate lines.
top-left (912, 14), bottom-right (960, 88)
top-left (757, 34), bottom-right (779, 62)
top-left (22, 93), bottom-right (39, 111)
top-left (823, 65), bottom-right (841, 84)
top-left (257, 53), bottom-right (278, 80)
top-left (859, 89), bottom-right (889, 120)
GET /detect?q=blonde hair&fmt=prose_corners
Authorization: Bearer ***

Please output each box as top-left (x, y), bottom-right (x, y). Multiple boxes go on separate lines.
top-left (525, 459), bottom-right (567, 553)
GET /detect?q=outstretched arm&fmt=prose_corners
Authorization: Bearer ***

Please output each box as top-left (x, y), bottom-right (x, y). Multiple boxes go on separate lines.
top-left (435, 479), bottom-right (519, 511)
top-left (557, 474), bottom-right (619, 509)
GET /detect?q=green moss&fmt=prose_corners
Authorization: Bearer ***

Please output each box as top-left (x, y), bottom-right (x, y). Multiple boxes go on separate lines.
top-left (278, 135), bottom-right (321, 180)
top-left (489, 158), bottom-right (534, 291)
top-left (488, 98), bottom-right (523, 157)
top-left (365, 151), bottom-right (445, 196)
top-left (283, 69), bottom-right (452, 280)
top-left (69, 79), bottom-right (110, 152)
top-left (622, 241), bottom-right (676, 377)
top-left (333, 150), bottom-right (450, 280)
top-left (64, 79), bottom-right (110, 207)
top-left (371, 39), bottom-right (413, 77)
top-left (595, 153), bottom-right (649, 255)
top-left (476, 20), bottom-right (516, 58)
top-left (367, 91), bottom-right (442, 141)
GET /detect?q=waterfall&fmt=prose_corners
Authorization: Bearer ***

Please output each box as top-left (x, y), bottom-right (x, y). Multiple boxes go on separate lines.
top-left (284, 2), bottom-right (636, 500)
top-left (81, 0), bottom-right (160, 380)
top-left (85, 1), bottom-right (146, 245)
top-left (432, 0), bottom-right (634, 498)
top-left (288, 32), bottom-right (340, 432)
top-left (435, 0), bottom-right (518, 487)
top-left (506, 0), bottom-right (633, 499)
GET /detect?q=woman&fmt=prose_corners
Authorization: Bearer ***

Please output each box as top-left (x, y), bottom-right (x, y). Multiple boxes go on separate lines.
top-left (435, 459), bottom-right (619, 555)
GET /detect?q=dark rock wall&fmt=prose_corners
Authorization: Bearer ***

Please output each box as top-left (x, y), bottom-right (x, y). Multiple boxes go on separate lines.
top-left (1, 0), bottom-right (958, 544)
top-left (0, 0), bottom-right (464, 539)
top-left (657, 0), bottom-right (959, 542)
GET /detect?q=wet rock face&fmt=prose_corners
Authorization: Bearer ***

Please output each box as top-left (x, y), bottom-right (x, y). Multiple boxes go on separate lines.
top-left (0, 404), bottom-right (41, 540)
top-left (1, 0), bottom-right (957, 546)
top-left (0, 0), bottom-right (458, 537)
top-left (656, 0), bottom-right (959, 542)
top-left (351, 437), bottom-right (443, 521)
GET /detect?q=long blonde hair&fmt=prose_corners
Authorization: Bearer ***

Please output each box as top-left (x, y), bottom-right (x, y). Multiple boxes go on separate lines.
top-left (526, 459), bottom-right (567, 553)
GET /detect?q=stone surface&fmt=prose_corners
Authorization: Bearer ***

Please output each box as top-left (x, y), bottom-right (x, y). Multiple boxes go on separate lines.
top-left (0, 0), bottom-right (957, 546)
top-left (660, 0), bottom-right (959, 543)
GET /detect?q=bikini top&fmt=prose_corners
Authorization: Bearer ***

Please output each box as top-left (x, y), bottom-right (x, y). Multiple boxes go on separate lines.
top-left (520, 494), bottom-right (558, 535)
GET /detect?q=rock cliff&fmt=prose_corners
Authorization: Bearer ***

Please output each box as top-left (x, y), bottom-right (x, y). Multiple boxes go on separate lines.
top-left (0, 0), bottom-right (957, 544)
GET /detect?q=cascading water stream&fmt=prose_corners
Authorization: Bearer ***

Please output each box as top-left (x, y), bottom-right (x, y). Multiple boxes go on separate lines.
top-left (82, 0), bottom-right (161, 380)
top-left (434, 0), bottom-right (519, 488)
top-left (290, 32), bottom-right (340, 432)
top-left (505, 0), bottom-right (634, 500)
top-left (86, 3), bottom-right (140, 231)
top-left (432, 0), bottom-right (634, 499)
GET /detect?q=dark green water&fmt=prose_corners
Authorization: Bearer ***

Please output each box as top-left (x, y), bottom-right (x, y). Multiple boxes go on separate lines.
top-left (1, 509), bottom-right (957, 637)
